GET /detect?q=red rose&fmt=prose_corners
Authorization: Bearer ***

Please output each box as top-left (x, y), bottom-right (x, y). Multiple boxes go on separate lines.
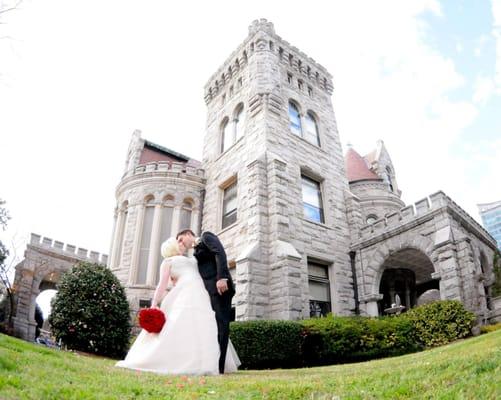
top-left (138, 308), bottom-right (166, 333)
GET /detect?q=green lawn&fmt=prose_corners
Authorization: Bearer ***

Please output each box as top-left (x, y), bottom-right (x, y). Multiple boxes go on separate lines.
top-left (1, 331), bottom-right (500, 399)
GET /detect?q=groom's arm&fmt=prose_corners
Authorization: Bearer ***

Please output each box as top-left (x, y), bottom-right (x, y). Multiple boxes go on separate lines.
top-left (201, 231), bottom-right (231, 281)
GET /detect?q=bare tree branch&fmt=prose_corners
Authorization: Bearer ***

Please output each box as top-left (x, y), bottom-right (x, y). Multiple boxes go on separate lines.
top-left (0, 1), bottom-right (23, 16)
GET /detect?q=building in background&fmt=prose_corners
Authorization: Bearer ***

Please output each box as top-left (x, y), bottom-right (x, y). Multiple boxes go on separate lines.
top-left (478, 200), bottom-right (501, 251)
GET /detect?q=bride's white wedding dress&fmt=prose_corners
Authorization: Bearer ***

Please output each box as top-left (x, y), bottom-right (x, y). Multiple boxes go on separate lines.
top-left (116, 255), bottom-right (240, 375)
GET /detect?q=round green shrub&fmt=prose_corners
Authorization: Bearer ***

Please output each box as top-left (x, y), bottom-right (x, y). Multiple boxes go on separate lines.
top-left (230, 320), bottom-right (303, 369)
top-left (49, 262), bottom-right (131, 358)
top-left (405, 300), bottom-right (475, 347)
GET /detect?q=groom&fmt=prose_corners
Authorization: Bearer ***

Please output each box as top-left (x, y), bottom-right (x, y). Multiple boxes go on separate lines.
top-left (176, 229), bottom-right (235, 374)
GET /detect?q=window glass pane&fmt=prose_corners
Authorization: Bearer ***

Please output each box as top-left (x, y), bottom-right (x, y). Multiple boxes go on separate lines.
top-left (222, 120), bottom-right (233, 152)
top-left (288, 102), bottom-right (302, 136)
top-left (308, 280), bottom-right (331, 302)
top-left (302, 176), bottom-right (324, 223)
top-left (222, 182), bottom-right (237, 228)
top-left (308, 261), bottom-right (331, 317)
top-left (137, 205), bottom-right (154, 284)
top-left (308, 263), bottom-right (329, 279)
top-left (305, 113), bottom-right (320, 146)
top-left (303, 203), bottom-right (323, 223)
top-left (179, 209), bottom-right (192, 230)
top-left (235, 107), bottom-right (245, 139)
top-left (159, 207), bottom-right (173, 245)
top-left (302, 177), bottom-right (321, 207)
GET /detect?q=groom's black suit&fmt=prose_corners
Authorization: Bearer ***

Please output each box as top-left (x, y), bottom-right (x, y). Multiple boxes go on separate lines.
top-left (193, 231), bottom-right (235, 374)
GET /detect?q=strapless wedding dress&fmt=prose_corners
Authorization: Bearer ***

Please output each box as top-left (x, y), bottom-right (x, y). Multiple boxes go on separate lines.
top-left (116, 255), bottom-right (240, 375)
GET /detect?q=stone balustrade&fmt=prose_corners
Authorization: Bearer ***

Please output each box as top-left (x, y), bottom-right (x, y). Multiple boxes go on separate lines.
top-left (123, 161), bottom-right (205, 179)
top-left (359, 191), bottom-right (494, 243)
top-left (30, 233), bottom-right (108, 265)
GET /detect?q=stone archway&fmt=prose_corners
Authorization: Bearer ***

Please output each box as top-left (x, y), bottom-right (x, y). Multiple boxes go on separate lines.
top-left (377, 247), bottom-right (437, 315)
top-left (12, 233), bottom-right (107, 341)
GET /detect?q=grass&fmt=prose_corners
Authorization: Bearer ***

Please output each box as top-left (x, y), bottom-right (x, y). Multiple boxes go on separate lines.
top-left (0, 331), bottom-right (500, 399)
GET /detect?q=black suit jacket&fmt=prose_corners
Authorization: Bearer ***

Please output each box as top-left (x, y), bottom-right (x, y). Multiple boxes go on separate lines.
top-left (193, 231), bottom-right (234, 296)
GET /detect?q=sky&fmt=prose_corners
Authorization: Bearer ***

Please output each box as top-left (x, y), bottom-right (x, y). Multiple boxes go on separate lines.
top-left (1, 0), bottom-right (501, 283)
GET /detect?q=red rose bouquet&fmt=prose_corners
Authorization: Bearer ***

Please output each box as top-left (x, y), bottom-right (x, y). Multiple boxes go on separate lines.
top-left (138, 308), bottom-right (166, 333)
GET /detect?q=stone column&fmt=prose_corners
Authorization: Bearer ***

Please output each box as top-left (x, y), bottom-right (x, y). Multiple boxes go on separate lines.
top-left (360, 293), bottom-right (383, 317)
top-left (192, 209), bottom-right (200, 235)
top-left (107, 209), bottom-right (118, 268)
top-left (108, 210), bottom-right (123, 269)
top-left (171, 206), bottom-right (181, 237)
top-left (146, 204), bottom-right (163, 285)
top-left (129, 205), bottom-right (144, 285)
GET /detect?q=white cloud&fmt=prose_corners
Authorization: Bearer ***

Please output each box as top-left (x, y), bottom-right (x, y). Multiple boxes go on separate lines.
top-left (473, 75), bottom-right (496, 103)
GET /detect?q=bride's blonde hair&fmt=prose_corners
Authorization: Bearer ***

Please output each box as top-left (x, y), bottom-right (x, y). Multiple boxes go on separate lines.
top-left (161, 237), bottom-right (180, 258)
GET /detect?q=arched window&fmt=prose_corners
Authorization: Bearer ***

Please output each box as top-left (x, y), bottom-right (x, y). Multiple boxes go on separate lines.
top-left (304, 112), bottom-right (320, 146)
top-left (179, 200), bottom-right (193, 230)
top-left (366, 215), bottom-right (378, 225)
top-left (137, 196), bottom-right (154, 284)
top-left (221, 118), bottom-right (232, 153)
top-left (235, 105), bottom-right (245, 140)
top-left (221, 104), bottom-right (245, 154)
top-left (159, 195), bottom-right (174, 247)
top-left (288, 101), bottom-right (302, 136)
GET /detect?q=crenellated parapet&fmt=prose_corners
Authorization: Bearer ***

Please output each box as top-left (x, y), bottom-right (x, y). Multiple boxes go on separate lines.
top-left (29, 233), bottom-right (108, 265)
top-left (357, 191), bottom-right (496, 247)
top-left (122, 161), bottom-right (205, 180)
top-left (204, 19), bottom-right (333, 105)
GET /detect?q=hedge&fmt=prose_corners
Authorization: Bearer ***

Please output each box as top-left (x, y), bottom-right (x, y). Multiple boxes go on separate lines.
top-left (230, 300), bottom-right (474, 369)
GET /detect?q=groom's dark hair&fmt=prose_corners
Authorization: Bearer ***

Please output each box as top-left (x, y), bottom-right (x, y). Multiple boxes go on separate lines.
top-left (176, 229), bottom-right (195, 239)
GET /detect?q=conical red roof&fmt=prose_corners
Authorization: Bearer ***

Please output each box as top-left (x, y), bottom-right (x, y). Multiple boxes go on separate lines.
top-left (344, 148), bottom-right (380, 182)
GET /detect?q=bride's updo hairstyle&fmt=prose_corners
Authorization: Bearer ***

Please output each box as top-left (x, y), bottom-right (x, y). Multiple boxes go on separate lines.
top-left (161, 237), bottom-right (180, 258)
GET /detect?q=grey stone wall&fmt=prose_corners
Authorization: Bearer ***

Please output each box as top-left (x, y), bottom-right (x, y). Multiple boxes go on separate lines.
top-left (12, 234), bottom-right (107, 341)
top-left (201, 19), bottom-right (354, 320)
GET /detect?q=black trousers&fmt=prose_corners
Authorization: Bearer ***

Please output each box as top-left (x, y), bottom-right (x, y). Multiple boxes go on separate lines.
top-left (208, 290), bottom-right (233, 373)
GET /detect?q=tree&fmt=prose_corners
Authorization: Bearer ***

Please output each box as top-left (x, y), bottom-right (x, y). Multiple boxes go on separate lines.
top-left (0, 198), bottom-right (14, 332)
top-left (0, 1), bottom-right (22, 41)
top-left (49, 262), bottom-right (131, 358)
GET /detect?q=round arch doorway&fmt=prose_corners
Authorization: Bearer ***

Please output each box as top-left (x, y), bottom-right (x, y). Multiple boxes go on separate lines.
top-left (378, 247), bottom-right (439, 315)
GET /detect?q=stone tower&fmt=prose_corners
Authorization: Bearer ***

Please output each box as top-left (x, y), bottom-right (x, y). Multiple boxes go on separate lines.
top-left (108, 130), bottom-right (205, 314)
top-left (201, 19), bottom-right (355, 320)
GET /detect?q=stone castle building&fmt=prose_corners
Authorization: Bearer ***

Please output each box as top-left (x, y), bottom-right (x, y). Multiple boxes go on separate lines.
top-left (107, 20), bottom-right (498, 322)
top-left (10, 19), bottom-right (499, 340)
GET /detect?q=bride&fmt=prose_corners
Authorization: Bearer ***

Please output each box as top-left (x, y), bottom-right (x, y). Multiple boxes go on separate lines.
top-left (116, 238), bottom-right (240, 375)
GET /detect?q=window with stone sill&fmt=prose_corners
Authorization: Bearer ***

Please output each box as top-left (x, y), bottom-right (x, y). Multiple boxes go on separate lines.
top-left (302, 175), bottom-right (324, 224)
top-left (222, 180), bottom-right (238, 229)
top-left (308, 260), bottom-right (331, 317)
top-left (287, 73), bottom-right (293, 84)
